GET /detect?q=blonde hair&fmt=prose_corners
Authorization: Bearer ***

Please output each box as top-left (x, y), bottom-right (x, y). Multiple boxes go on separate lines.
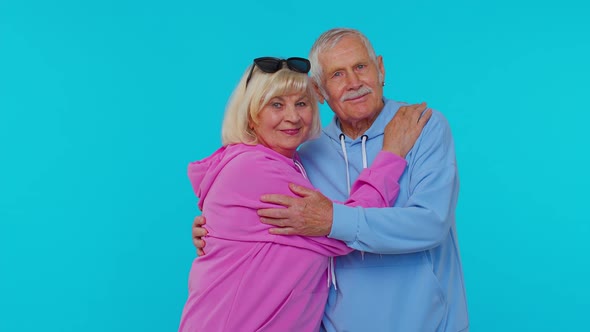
top-left (221, 63), bottom-right (321, 145)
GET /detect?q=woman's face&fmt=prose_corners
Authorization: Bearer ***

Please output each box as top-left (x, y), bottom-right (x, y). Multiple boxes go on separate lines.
top-left (252, 92), bottom-right (314, 158)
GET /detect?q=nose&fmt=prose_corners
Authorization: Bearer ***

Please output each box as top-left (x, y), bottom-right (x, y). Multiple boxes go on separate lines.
top-left (346, 71), bottom-right (362, 89)
top-left (284, 105), bottom-right (301, 122)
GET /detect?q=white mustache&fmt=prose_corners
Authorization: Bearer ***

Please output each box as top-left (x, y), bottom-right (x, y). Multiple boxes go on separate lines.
top-left (341, 86), bottom-right (372, 102)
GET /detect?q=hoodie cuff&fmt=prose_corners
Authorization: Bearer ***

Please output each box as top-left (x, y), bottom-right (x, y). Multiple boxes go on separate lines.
top-left (329, 204), bottom-right (358, 242)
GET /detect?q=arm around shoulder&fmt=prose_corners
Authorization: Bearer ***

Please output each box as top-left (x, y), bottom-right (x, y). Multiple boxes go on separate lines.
top-left (329, 111), bottom-right (460, 254)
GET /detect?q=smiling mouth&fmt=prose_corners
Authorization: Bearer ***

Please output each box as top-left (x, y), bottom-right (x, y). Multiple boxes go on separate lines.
top-left (345, 92), bottom-right (369, 102)
top-left (281, 129), bottom-right (301, 135)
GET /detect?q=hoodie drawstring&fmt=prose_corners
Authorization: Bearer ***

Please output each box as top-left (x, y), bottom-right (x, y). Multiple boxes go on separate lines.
top-left (297, 156), bottom-right (339, 290)
top-left (293, 159), bottom-right (307, 179)
top-left (339, 134), bottom-right (351, 194)
top-left (361, 135), bottom-right (368, 169)
top-left (332, 134), bottom-right (370, 287)
top-left (340, 134), bottom-right (369, 192)
top-left (359, 135), bottom-right (368, 260)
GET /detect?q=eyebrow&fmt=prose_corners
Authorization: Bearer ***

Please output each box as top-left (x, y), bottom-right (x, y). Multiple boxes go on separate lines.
top-left (328, 66), bottom-right (344, 74)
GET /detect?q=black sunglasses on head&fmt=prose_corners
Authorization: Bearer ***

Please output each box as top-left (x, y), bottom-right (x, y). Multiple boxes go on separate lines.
top-left (245, 57), bottom-right (311, 87)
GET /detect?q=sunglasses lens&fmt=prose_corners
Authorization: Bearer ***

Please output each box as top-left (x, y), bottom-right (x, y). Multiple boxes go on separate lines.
top-left (247, 57), bottom-right (310, 88)
top-left (287, 58), bottom-right (311, 73)
top-left (254, 58), bottom-right (281, 73)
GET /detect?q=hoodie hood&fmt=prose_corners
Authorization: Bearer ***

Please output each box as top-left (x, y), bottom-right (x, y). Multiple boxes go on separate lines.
top-left (315, 98), bottom-right (409, 195)
top-left (187, 145), bottom-right (239, 210)
top-left (188, 144), bottom-right (300, 211)
top-left (323, 98), bottom-right (408, 142)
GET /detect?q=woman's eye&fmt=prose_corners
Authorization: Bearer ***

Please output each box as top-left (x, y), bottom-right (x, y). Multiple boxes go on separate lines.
top-left (296, 101), bottom-right (307, 107)
top-left (272, 102), bottom-right (282, 108)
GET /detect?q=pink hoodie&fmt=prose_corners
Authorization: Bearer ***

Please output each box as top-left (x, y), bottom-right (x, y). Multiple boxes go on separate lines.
top-left (179, 143), bottom-right (406, 331)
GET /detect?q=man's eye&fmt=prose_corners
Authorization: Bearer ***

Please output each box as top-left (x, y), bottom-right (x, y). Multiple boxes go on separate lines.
top-left (357, 64), bottom-right (365, 70)
top-left (332, 72), bottom-right (342, 78)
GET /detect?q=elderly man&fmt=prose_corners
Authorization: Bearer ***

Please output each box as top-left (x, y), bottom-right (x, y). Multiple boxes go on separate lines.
top-left (193, 28), bottom-right (469, 332)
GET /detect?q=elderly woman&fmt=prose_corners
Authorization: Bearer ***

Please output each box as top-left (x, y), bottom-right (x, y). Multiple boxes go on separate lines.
top-left (178, 57), bottom-right (431, 331)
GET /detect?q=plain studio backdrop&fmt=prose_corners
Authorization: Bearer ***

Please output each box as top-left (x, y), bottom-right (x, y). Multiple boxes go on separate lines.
top-left (1, 0), bottom-right (588, 331)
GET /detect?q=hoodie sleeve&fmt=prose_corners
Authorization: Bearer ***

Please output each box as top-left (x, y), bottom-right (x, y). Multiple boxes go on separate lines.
top-left (205, 148), bottom-right (405, 257)
top-left (329, 113), bottom-right (460, 254)
top-left (342, 151), bottom-right (406, 208)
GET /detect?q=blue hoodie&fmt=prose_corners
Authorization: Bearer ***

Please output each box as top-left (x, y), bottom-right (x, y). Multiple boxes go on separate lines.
top-left (298, 98), bottom-right (469, 332)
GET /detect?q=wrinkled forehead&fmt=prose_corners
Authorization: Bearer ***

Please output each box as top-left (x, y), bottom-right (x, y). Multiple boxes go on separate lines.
top-left (319, 37), bottom-right (371, 68)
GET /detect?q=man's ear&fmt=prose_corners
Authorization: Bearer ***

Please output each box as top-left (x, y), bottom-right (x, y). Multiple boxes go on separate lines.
top-left (313, 82), bottom-right (325, 104)
top-left (377, 55), bottom-right (385, 84)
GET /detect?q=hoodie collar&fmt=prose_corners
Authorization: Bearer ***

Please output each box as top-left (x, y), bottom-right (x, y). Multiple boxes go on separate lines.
top-left (323, 98), bottom-right (407, 142)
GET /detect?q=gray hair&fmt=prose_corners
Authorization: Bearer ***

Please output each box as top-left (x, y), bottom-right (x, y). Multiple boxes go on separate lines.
top-left (309, 28), bottom-right (380, 98)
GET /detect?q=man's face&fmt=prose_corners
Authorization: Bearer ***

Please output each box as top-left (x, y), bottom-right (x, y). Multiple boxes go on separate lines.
top-left (317, 36), bottom-right (385, 125)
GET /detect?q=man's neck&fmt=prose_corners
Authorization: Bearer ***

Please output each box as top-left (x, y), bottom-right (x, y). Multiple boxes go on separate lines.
top-left (339, 108), bottom-right (382, 139)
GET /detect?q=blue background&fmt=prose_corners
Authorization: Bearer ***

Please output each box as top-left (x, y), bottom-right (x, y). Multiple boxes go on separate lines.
top-left (1, 0), bottom-right (589, 331)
